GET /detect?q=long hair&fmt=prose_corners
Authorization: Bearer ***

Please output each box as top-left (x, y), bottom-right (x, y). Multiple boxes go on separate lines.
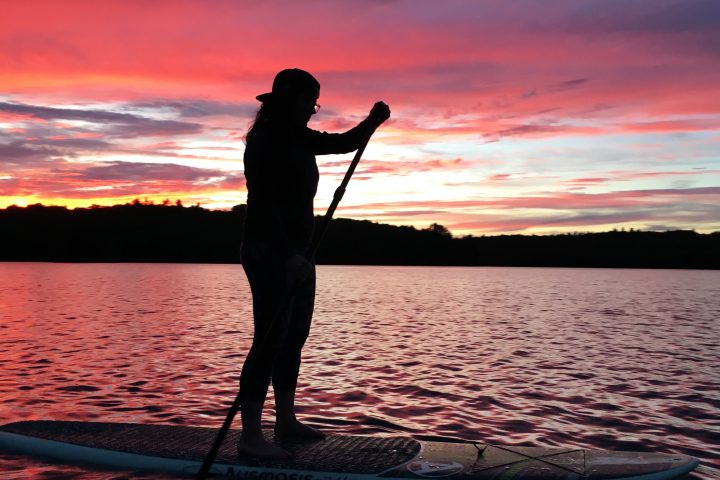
top-left (245, 99), bottom-right (299, 143)
top-left (245, 103), bottom-right (271, 143)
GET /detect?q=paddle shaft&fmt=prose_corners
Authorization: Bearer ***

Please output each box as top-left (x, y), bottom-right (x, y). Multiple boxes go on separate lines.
top-left (195, 123), bottom-right (378, 480)
top-left (307, 124), bottom-right (375, 259)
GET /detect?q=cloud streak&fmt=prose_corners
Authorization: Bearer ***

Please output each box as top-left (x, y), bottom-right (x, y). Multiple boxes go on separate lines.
top-left (0, 101), bottom-right (203, 138)
top-left (0, 160), bottom-right (244, 202)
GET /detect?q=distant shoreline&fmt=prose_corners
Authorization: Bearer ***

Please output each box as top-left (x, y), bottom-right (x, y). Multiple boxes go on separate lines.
top-left (1, 203), bottom-right (718, 269)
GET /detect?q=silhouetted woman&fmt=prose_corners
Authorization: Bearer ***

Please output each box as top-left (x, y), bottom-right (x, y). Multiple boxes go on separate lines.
top-left (240, 68), bottom-right (390, 458)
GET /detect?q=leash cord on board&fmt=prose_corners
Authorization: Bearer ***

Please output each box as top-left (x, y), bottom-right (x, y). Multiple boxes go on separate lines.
top-left (466, 442), bottom-right (587, 477)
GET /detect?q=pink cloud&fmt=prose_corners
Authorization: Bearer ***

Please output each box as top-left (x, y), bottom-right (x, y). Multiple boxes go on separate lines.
top-left (559, 170), bottom-right (720, 187)
top-left (320, 157), bottom-right (467, 177)
top-left (563, 177), bottom-right (611, 185)
top-left (345, 187), bottom-right (720, 213)
top-left (486, 174), bottom-right (513, 182)
top-left (621, 119), bottom-right (720, 133)
top-left (343, 187), bottom-right (720, 233)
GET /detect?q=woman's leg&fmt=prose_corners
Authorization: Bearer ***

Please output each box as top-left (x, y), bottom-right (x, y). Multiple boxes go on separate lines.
top-left (238, 248), bottom-right (291, 458)
top-left (271, 264), bottom-right (324, 438)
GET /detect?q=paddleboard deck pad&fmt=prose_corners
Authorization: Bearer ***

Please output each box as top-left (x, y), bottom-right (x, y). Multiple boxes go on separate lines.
top-left (0, 421), bottom-right (699, 479)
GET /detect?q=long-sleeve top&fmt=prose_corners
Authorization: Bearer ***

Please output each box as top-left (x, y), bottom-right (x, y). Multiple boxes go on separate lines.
top-left (242, 118), bottom-right (375, 259)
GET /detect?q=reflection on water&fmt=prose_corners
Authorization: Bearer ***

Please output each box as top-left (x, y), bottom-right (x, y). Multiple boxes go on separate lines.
top-left (0, 263), bottom-right (718, 479)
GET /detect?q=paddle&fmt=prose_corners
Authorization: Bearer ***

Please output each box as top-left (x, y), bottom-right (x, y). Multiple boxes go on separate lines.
top-left (196, 120), bottom-right (381, 480)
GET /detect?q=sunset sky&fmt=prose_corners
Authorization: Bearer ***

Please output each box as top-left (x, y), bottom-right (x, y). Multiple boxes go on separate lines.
top-left (1, 0), bottom-right (719, 235)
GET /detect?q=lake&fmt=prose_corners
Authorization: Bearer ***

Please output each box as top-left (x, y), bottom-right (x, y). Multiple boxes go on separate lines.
top-left (0, 263), bottom-right (718, 479)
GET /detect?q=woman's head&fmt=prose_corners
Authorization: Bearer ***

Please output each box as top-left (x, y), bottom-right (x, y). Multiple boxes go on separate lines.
top-left (253, 68), bottom-right (320, 128)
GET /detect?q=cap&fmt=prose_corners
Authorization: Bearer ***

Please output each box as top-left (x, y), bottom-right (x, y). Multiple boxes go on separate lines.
top-left (256, 68), bottom-right (320, 103)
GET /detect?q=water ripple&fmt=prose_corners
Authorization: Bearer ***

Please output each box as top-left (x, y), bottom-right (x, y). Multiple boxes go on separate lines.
top-left (0, 263), bottom-right (718, 479)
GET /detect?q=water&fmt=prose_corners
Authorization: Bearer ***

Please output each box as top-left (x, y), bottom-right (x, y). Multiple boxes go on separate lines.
top-left (0, 263), bottom-right (718, 479)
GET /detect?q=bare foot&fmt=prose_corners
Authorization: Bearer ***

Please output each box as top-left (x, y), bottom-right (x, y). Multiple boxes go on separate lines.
top-left (275, 419), bottom-right (326, 439)
top-left (237, 436), bottom-right (291, 459)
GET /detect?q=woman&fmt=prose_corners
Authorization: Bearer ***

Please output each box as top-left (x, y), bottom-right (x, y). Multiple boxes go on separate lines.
top-left (240, 68), bottom-right (390, 459)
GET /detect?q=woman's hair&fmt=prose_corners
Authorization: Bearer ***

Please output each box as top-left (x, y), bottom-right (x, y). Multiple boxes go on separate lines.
top-left (245, 102), bottom-right (271, 143)
top-left (245, 97), bottom-right (299, 142)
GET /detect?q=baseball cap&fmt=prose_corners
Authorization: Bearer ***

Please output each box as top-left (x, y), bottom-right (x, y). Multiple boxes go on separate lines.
top-left (256, 68), bottom-right (320, 102)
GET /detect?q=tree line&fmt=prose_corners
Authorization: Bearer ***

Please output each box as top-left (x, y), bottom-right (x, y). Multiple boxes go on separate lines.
top-left (0, 202), bottom-right (718, 269)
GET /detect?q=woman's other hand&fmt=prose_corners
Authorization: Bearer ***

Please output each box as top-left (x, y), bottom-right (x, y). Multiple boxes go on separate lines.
top-left (285, 253), bottom-right (313, 284)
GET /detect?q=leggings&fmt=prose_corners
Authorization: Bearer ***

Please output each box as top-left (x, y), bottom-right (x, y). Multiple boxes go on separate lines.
top-left (239, 244), bottom-right (316, 403)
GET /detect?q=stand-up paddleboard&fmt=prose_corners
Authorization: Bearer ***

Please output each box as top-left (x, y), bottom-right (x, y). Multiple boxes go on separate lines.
top-left (0, 421), bottom-right (698, 479)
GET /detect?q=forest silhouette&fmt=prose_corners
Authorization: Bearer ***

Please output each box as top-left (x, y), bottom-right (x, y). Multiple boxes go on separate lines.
top-left (0, 201), bottom-right (717, 269)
